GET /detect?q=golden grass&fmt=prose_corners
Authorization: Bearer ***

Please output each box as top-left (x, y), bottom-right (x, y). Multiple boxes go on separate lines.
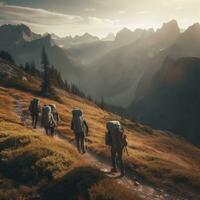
top-left (3, 87), bottom-right (200, 193)
top-left (1, 84), bottom-right (200, 196)
top-left (0, 86), bottom-right (145, 200)
top-left (89, 179), bottom-right (143, 200)
top-left (28, 87), bottom-right (200, 195)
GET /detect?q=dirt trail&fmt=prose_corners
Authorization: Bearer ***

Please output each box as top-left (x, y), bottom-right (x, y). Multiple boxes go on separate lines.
top-left (13, 96), bottom-right (188, 200)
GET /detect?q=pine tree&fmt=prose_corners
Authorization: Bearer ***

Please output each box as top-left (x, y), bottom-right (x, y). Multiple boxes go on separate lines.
top-left (64, 80), bottom-right (70, 91)
top-left (100, 97), bottom-right (105, 109)
top-left (19, 64), bottom-right (24, 70)
top-left (24, 62), bottom-right (31, 72)
top-left (40, 47), bottom-right (52, 96)
top-left (0, 50), bottom-right (15, 64)
top-left (30, 61), bottom-right (36, 75)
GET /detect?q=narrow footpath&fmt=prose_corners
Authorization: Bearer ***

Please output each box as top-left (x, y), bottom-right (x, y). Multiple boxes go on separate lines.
top-left (13, 96), bottom-right (188, 200)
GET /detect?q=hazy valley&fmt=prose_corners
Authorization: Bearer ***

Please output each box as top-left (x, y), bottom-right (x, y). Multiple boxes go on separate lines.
top-left (1, 15), bottom-right (200, 200)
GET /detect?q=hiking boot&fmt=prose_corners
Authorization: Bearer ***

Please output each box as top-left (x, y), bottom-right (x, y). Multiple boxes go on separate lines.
top-left (82, 149), bottom-right (86, 154)
top-left (111, 168), bottom-right (117, 173)
top-left (120, 171), bottom-right (125, 177)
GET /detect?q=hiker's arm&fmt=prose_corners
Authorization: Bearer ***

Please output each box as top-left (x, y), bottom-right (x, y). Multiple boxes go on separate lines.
top-left (57, 113), bottom-right (60, 123)
top-left (38, 105), bottom-right (41, 113)
top-left (41, 111), bottom-right (44, 126)
top-left (28, 104), bottom-right (32, 113)
top-left (84, 120), bottom-right (89, 135)
top-left (71, 120), bottom-right (74, 130)
top-left (52, 115), bottom-right (57, 126)
top-left (124, 135), bottom-right (128, 147)
top-left (84, 120), bottom-right (89, 131)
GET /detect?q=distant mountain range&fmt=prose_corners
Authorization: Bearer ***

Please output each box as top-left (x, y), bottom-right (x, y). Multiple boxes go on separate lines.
top-left (52, 33), bottom-right (100, 48)
top-left (52, 32), bottom-right (115, 49)
top-left (101, 33), bottom-right (115, 41)
top-left (0, 24), bottom-right (82, 83)
top-left (82, 20), bottom-right (180, 106)
top-left (130, 57), bottom-right (200, 146)
top-left (1, 21), bottom-right (200, 146)
top-left (134, 22), bottom-right (200, 103)
top-left (0, 24), bottom-right (40, 46)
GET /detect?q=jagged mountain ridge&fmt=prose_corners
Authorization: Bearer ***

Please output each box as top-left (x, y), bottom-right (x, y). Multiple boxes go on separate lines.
top-left (130, 57), bottom-right (200, 146)
top-left (53, 33), bottom-right (100, 48)
top-left (134, 22), bottom-right (200, 103)
top-left (0, 24), bottom-right (83, 83)
top-left (0, 24), bottom-right (40, 45)
top-left (81, 20), bottom-right (181, 106)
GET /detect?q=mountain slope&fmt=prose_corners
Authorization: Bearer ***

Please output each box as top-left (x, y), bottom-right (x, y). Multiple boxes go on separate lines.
top-left (81, 20), bottom-right (180, 106)
top-left (134, 22), bottom-right (200, 102)
top-left (0, 60), bottom-right (200, 199)
top-left (0, 63), bottom-right (142, 200)
top-left (53, 33), bottom-right (100, 49)
top-left (66, 40), bottom-right (115, 66)
top-left (130, 57), bottom-right (200, 147)
top-left (101, 32), bottom-right (115, 41)
top-left (0, 58), bottom-right (40, 92)
top-left (0, 24), bottom-right (82, 83)
top-left (0, 24), bottom-right (40, 46)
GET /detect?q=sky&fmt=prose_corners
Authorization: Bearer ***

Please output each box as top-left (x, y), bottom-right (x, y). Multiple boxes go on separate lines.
top-left (0, 0), bottom-right (200, 37)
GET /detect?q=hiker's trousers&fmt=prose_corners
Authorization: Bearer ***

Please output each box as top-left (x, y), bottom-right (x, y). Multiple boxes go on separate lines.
top-left (111, 147), bottom-right (124, 174)
top-left (31, 113), bottom-right (38, 128)
top-left (75, 132), bottom-right (85, 153)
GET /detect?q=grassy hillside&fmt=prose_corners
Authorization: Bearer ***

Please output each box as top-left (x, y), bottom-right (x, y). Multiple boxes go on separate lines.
top-left (131, 57), bottom-right (200, 147)
top-left (0, 86), bottom-right (142, 200)
top-left (2, 85), bottom-right (200, 199)
top-left (0, 58), bottom-right (40, 93)
top-left (52, 89), bottom-right (200, 197)
top-left (0, 60), bottom-right (200, 199)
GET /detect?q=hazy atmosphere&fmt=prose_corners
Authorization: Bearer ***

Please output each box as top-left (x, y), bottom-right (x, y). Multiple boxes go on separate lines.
top-left (0, 1), bottom-right (200, 200)
top-left (1, 0), bottom-right (200, 36)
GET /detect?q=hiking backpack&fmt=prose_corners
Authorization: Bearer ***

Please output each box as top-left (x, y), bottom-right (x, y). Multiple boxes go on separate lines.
top-left (105, 131), bottom-right (112, 146)
top-left (72, 109), bottom-right (85, 134)
top-left (29, 98), bottom-right (40, 114)
top-left (42, 106), bottom-right (53, 127)
top-left (105, 121), bottom-right (126, 148)
top-left (50, 104), bottom-right (59, 123)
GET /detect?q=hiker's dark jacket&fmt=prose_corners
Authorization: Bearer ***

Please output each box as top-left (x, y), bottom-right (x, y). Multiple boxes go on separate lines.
top-left (29, 101), bottom-right (40, 115)
top-left (71, 119), bottom-right (88, 135)
top-left (110, 130), bottom-right (125, 149)
top-left (52, 111), bottom-right (60, 124)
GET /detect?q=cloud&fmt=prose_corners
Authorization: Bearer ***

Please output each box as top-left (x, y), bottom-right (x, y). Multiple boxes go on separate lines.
top-left (84, 8), bottom-right (96, 12)
top-left (136, 10), bottom-right (151, 15)
top-left (87, 17), bottom-right (119, 25)
top-left (0, 3), bottom-right (83, 26)
top-left (0, 2), bottom-right (120, 37)
top-left (118, 10), bottom-right (126, 15)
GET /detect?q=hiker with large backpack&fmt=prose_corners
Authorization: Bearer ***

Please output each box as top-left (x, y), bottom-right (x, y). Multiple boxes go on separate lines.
top-left (105, 121), bottom-right (127, 177)
top-left (49, 104), bottom-right (60, 136)
top-left (41, 105), bottom-right (57, 136)
top-left (29, 98), bottom-right (41, 129)
top-left (71, 108), bottom-right (89, 154)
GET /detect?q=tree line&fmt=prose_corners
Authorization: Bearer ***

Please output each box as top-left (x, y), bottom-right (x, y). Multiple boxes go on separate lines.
top-left (0, 48), bottom-right (107, 110)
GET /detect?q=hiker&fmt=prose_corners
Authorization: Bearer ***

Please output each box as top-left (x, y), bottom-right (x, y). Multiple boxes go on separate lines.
top-left (41, 105), bottom-right (57, 136)
top-left (29, 98), bottom-right (40, 129)
top-left (105, 121), bottom-right (127, 177)
top-left (71, 108), bottom-right (89, 154)
top-left (49, 104), bottom-right (60, 136)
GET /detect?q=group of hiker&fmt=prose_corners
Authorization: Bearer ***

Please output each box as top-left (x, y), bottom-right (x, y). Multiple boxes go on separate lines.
top-left (29, 98), bottom-right (59, 136)
top-left (29, 98), bottom-right (127, 177)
